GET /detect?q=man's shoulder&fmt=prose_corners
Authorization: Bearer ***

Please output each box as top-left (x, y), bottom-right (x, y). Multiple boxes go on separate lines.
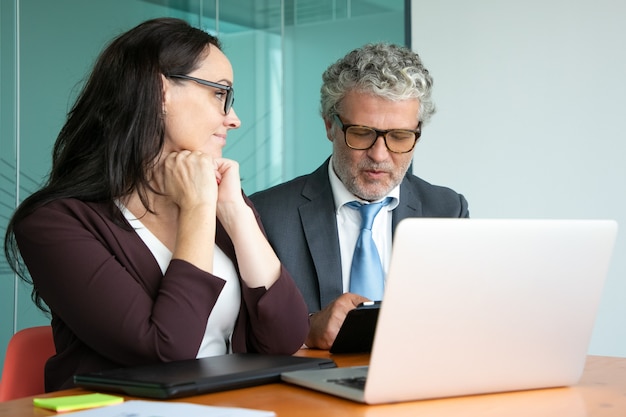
top-left (250, 160), bottom-right (329, 204)
top-left (402, 173), bottom-right (469, 217)
top-left (403, 173), bottom-right (462, 196)
top-left (253, 172), bottom-right (311, 194)
top-left (249, 173), bottom-right (310, 204)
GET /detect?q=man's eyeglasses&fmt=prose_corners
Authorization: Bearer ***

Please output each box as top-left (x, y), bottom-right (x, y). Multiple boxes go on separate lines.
top-left (167, 74), bottom-right (235, 115)
top-left (333, 114), bottom-right (421, 154)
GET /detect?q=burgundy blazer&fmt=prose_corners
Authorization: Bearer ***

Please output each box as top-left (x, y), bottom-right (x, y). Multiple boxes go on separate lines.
top-left (14, 197), bottom-right (309, 391)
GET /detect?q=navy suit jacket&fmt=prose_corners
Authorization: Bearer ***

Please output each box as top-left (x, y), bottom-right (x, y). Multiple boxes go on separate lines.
top-left (250, 158), bottom-right (469, 313)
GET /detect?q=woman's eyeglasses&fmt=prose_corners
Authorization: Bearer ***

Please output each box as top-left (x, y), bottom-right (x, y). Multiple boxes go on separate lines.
top-left (167, 74), bottom-right (235, 115)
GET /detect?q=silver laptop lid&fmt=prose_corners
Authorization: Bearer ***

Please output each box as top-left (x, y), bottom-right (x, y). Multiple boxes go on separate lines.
top-left (364, 218), bottom-right (617, 404)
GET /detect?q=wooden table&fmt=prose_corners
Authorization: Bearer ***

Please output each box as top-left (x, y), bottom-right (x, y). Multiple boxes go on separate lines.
top-left (1, 350), bottom-right (625, 416)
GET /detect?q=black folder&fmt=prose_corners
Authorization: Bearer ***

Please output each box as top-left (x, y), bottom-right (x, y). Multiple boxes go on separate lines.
top-left (74, 353), bottom-right (336, 399)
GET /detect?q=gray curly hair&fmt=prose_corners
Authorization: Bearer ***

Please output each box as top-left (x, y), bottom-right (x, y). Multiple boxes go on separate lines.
top-left (320, 42), bottom-right (435, 124)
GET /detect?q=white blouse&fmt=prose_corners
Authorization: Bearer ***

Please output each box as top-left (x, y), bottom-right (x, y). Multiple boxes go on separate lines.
top-left (119, 204), bottom-right (241, 357)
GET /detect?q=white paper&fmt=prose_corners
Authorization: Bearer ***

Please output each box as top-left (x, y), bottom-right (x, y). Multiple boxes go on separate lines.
top-left (62, 400), bottom-right (275, 417)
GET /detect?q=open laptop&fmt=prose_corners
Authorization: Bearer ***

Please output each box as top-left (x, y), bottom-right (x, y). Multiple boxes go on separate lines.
top-left (74, 353), bottom-right (336, 399)
top-left (281, 218), bottom-right (618, 404)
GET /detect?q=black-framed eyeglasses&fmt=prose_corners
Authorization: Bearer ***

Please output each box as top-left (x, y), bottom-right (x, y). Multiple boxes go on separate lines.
top-left (167, 74), bottom-right (235, 115)
top-left (333, 114), bottom-right (421, 154)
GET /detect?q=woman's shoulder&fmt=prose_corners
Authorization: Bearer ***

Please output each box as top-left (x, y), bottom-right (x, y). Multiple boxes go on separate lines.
top-left (28, 198), bottom-right (108, 216)
top-left (18, 198), bottom-right (117, 229)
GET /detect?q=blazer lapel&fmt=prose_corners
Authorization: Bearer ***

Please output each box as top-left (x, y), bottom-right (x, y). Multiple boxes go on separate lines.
top-left (392, 176), bottom-right (423, 233)
top-left (300, 160), bottom-right (344, 308)
top-left (296, 164), bottom-right (425, 308)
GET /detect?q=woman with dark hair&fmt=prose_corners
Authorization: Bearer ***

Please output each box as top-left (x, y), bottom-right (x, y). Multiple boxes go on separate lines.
top-left (4, 17), bottom-right (309, 392)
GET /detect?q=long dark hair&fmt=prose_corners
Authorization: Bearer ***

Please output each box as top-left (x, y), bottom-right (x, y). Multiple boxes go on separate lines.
top-left (4, 17), bottom-right (221, 311)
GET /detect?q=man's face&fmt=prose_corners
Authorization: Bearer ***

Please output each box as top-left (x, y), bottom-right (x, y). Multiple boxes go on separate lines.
top-left (326, 90), bottom-right (421, 201)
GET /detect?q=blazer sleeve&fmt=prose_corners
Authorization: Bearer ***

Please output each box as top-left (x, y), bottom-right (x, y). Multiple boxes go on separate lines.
top-left (236, 265), bottom-right (309, 354)
top-left (223, 194), bottom-right (310, 355)
top-left (14, 199), bottom-right (224, 366)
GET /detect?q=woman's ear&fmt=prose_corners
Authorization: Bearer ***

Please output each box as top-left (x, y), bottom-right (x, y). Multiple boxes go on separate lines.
top-left (161, 74), bottom-right (170, 115)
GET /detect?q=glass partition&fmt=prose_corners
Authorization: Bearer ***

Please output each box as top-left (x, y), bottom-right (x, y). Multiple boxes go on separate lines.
top-left (0, 0), bottom-right (405, 372)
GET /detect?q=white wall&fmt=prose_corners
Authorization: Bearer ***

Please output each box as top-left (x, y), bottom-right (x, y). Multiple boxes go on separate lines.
top-left (411, 0), bottom-right (626, 356)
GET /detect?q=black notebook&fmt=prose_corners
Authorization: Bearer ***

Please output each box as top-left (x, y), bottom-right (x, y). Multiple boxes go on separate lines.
top-left (74, 353), bottom-right (336, 399)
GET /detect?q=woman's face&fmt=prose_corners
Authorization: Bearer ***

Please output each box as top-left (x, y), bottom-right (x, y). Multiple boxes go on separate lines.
top-left (162, 44), bottom-right (241, 158)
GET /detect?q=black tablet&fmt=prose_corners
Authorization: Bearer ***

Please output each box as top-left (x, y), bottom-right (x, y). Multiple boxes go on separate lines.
top-left (329, 301), bottom-right (380, 354)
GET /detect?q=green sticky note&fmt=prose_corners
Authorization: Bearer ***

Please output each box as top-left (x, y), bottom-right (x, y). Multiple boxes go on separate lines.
top-left (33, 393), bottom-right (124, 412)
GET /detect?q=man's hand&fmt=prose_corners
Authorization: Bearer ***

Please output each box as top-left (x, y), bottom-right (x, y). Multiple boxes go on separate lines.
top-left (305, 293), bottom-right (370, 349)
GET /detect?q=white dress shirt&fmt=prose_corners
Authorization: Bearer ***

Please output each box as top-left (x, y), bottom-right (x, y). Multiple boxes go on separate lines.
top-left (327, 158), bottom-right (400, 293)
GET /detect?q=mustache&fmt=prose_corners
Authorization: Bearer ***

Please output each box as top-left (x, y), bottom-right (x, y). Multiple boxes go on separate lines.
top-left (358, 161), bottom-right (393, 171)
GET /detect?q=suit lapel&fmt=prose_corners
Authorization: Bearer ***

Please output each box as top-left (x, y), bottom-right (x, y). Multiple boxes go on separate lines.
top-left (300, 160), bottom-right (344, 308)
top-left (296, 163), bottom-right (426, 308)
top-left (392, 176), bottom-right (423, 233)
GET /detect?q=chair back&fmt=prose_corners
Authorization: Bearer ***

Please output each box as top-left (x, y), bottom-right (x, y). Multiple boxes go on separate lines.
top-left (0, 326), bottom-right (55, 401)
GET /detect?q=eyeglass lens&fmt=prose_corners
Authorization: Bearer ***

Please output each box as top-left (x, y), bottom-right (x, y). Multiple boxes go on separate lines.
top-left (168, 74), bottom-right (234, 115)
top-left (224, 90), bottom-right (234, 115)
top-left (346, 126), bottom-right (417, 153)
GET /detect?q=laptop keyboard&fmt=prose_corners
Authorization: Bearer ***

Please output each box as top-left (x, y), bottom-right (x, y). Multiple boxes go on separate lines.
top-left (328, 376), bottom-right (367, 390)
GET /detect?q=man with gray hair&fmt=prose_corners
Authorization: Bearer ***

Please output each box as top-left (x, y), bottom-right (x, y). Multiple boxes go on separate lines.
top-left (250, 43), bottom-right (469, 349)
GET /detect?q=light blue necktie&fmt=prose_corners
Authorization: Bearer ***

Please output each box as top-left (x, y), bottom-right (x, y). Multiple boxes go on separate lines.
top-left (347, 198), bottom-right (392, 301)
